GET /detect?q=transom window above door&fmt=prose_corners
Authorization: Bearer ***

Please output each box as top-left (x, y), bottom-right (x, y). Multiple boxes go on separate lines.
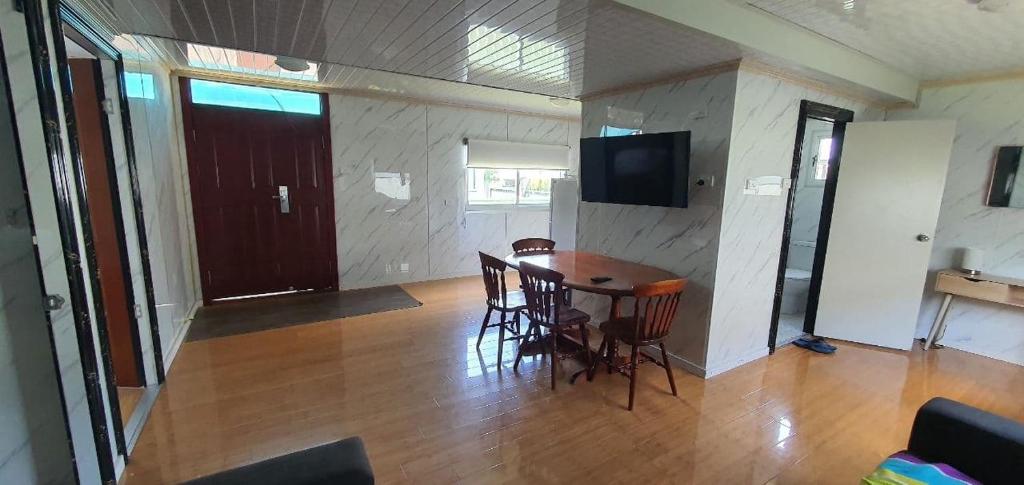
top-left (188, 79), bottom-right (322, 115)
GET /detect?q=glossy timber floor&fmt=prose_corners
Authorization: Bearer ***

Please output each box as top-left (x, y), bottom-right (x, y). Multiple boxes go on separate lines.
top-left (121, 277), bottom-right (1024, 484)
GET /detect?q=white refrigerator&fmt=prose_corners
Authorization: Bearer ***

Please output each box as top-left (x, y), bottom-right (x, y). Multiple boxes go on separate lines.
top-left (549, 178), bottom-right (579, 250)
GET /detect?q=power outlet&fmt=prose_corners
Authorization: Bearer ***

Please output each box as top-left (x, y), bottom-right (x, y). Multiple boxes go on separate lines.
top-left (400, 263), bottom-right (409, 273)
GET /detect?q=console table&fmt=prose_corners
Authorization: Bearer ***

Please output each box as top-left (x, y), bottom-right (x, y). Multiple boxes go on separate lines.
top-left (924, 269), bottom-right (1024, 350)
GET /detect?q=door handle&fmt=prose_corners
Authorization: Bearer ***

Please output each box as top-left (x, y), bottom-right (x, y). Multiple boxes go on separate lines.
top-left (273, 186), bottom-right (290, 214)
top-left (916, 234), bottom-right (931, 242)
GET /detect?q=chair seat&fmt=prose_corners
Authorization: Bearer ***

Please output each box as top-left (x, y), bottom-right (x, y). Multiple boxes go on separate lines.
top-left (599, 317), bottom-right (644, 343)
top-left (495, 290), bottom-right (527, 311)
top-left (528, 306), bottom-right (589, 326)
top-left (559, 307), bottom-right (591, 324)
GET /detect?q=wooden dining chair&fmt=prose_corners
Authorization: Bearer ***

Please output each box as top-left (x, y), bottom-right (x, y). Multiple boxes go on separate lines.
top-left (589, 279), bottom-right (687, 410)
top-left (477, 252), bottom-right (526, 365)
top-left (513, 261), bottom-right (592, 390)
top-left (510, 238), bottom-right (572, 304)
top-left (511, 238), bottom-right (555, 254)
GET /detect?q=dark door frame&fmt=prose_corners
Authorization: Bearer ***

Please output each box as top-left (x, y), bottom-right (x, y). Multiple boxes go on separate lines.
top-left (768, 100), bottom-right (855, 353)
top-left (21, 0), bottom-right (118, 480)
top-left (178, 76), bottom-right (338, 305)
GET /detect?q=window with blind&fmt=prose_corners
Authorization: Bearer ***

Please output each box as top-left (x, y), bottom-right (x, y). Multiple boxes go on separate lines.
top-left (465, 139), bottom-right (570, 209)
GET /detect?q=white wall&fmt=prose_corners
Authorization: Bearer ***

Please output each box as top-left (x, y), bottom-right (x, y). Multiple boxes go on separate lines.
top-left (0, 52), bottom-right (75, 485)
top-left (125, 64), bottom-right (200, 369)
top-left (888, 79), bottom-right (1024, 366)
top-left (330, 94), bottom-right (581, 289)
top-left (704, 69), bottom-right (884, 375)
top-left (578, 71), bottom-right (738, 371)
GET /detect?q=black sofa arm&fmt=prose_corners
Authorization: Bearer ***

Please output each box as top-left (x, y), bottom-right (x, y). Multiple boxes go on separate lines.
top-left (183, 437), bottom-right (374, 485)
top-left (907, 397), bottom-right (1024, 485)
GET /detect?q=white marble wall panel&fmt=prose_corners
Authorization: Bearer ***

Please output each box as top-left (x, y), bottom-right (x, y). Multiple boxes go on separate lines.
top-left (99, 60), bottom-right (158, 386)
top-left (578, 71), bottom-right (738, 370)
top-left (0, 35), bottom-right (75, 484)
top-left (328, 98), bottom-right (579, 288)
top-left (705, 70), bottom-right (884, 375)
top-left (126, 62), bottom-right (199, 368)
top-left (331, 95), bottom-right (430, 289)
top-left (329, 96), bottom-right (580, 289)
top-left (426, 107), bottom-right (511, 278)
top-left (887, 80), bottom-right (1024, 366)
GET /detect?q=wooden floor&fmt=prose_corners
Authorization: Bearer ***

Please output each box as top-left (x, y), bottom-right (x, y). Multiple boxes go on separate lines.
top-left (117, 386), bottom-right (144, 427)
top-left (121, 277), bottom-right (1024, 484)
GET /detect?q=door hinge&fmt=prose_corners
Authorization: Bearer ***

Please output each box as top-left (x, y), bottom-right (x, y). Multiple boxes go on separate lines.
top-left (134, 304), bottom-right (144, 319)
top-left (43, 294), bottom-right (66, 311)
top-left (101, 99), bottom-right (116, 115)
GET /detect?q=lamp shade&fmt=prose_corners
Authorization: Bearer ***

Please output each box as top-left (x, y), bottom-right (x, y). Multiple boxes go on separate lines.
top-left (960, 247), bottom-right (984, 273)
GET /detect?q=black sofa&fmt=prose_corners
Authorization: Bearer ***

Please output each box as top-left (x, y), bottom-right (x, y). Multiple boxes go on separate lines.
top-left (906, 397), bottom-right (1024, 484)
top-left (182, 437), bottom-right (373, 485)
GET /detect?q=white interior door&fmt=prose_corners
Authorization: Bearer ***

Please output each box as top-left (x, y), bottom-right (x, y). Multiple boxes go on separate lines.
top-left (815, 120), bottom-right (955, 350)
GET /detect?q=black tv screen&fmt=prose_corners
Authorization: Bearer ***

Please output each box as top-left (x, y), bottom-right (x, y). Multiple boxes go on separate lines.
top-left (580, 131), bottom-right (690, 208)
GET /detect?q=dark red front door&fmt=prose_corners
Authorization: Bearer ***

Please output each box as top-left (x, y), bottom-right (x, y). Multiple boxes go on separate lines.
top-left (180, 79), bottom-right (337, 303)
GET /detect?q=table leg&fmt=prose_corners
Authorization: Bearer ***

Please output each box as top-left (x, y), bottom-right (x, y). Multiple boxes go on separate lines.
top-left (608, 296), bottom-right (623, 371)
top-left (924, 294), bottom-right (953, 350)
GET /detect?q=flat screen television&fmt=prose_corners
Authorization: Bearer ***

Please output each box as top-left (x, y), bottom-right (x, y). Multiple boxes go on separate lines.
top-left (580, 131), bottom-right (690, 208)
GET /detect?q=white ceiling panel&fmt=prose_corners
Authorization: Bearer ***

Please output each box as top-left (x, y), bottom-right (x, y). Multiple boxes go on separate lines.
top-left (70, 0), bottom-right (1021, 105)
top-left (83, 0), bottom-right (748, 100)
top-left (745, 0), bottom-right (1024, 81)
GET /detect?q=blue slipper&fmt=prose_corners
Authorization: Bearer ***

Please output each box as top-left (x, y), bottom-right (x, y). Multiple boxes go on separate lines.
top-left (794, 337), bottom-right (836, 354)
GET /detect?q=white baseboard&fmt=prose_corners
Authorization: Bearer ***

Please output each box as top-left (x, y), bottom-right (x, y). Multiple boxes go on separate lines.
top-left (162, 300), bottom-right (200, 372)
top-left (704, 347), bottom-right (770, 379)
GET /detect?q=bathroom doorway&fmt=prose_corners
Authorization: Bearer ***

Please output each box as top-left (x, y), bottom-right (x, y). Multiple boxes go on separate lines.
top-left (768, 101), bottom-right (854, 352)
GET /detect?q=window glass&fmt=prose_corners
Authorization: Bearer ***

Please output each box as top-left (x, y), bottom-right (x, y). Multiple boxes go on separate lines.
top-left (814, 138), bottom-right (833, 180)
top-left (188, 79), bottom-right (321, 115)
top-left (600, 125), bottom-right (642, 137)
top-left (467, 168), bottom-right (565, 208)
top-left (123, 72), bottom-right (155, 99)
top-left (468, 168), bottom-right (518, 206)
top-left (518, 169), bottom-right (562, 205)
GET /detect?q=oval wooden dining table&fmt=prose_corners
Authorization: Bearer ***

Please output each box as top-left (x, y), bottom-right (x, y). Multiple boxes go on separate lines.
top-left (504, 250), bottom-right (682, 383)
top-left (504, 250), bottom-right (682, 321)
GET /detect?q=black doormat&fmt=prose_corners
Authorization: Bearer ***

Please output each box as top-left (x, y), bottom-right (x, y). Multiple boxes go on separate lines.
top-left (186, 286), bottom-right (423, 342)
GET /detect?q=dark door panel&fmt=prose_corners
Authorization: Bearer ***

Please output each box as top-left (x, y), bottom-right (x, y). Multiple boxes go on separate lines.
top-left (180, 79), bottom-right (337, 302)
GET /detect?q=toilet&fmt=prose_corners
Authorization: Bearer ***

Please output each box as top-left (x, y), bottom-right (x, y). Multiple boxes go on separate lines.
top-left (781, 268), bottom-right (812, 315)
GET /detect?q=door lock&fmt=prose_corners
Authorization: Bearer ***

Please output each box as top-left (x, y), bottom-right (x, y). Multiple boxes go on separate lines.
top-left (916, 234), bottom-right (931, 242)
top-left (272, 185), bottom-right (290, 214)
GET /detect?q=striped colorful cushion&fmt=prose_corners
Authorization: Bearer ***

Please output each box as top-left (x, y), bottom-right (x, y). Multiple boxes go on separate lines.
top-left (863, 452), bottom-right (980, 485)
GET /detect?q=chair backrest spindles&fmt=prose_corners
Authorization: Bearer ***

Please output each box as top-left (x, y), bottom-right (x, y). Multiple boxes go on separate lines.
top-left (512, 238), bottom-right (556, 254)
top-left (631, 279), bottom-right (687, 342)
top-left (479, 252), bottom-right (508, 308)
top-left (518, 262), bottom-right (565, 326)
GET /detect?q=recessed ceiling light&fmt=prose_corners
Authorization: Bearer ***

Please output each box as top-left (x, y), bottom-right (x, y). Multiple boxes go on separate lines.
top-left (842, 0), bottom-right (856, 10)
top-left (275, 56), bottom-right (310, 72)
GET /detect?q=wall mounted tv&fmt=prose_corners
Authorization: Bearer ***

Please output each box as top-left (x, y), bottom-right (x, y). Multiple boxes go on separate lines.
top-left (580, 131), bottom-right (691, 208)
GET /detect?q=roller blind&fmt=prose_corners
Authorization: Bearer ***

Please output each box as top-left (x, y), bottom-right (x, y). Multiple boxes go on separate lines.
top-left (466, 139), bottom-right (570, 170)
